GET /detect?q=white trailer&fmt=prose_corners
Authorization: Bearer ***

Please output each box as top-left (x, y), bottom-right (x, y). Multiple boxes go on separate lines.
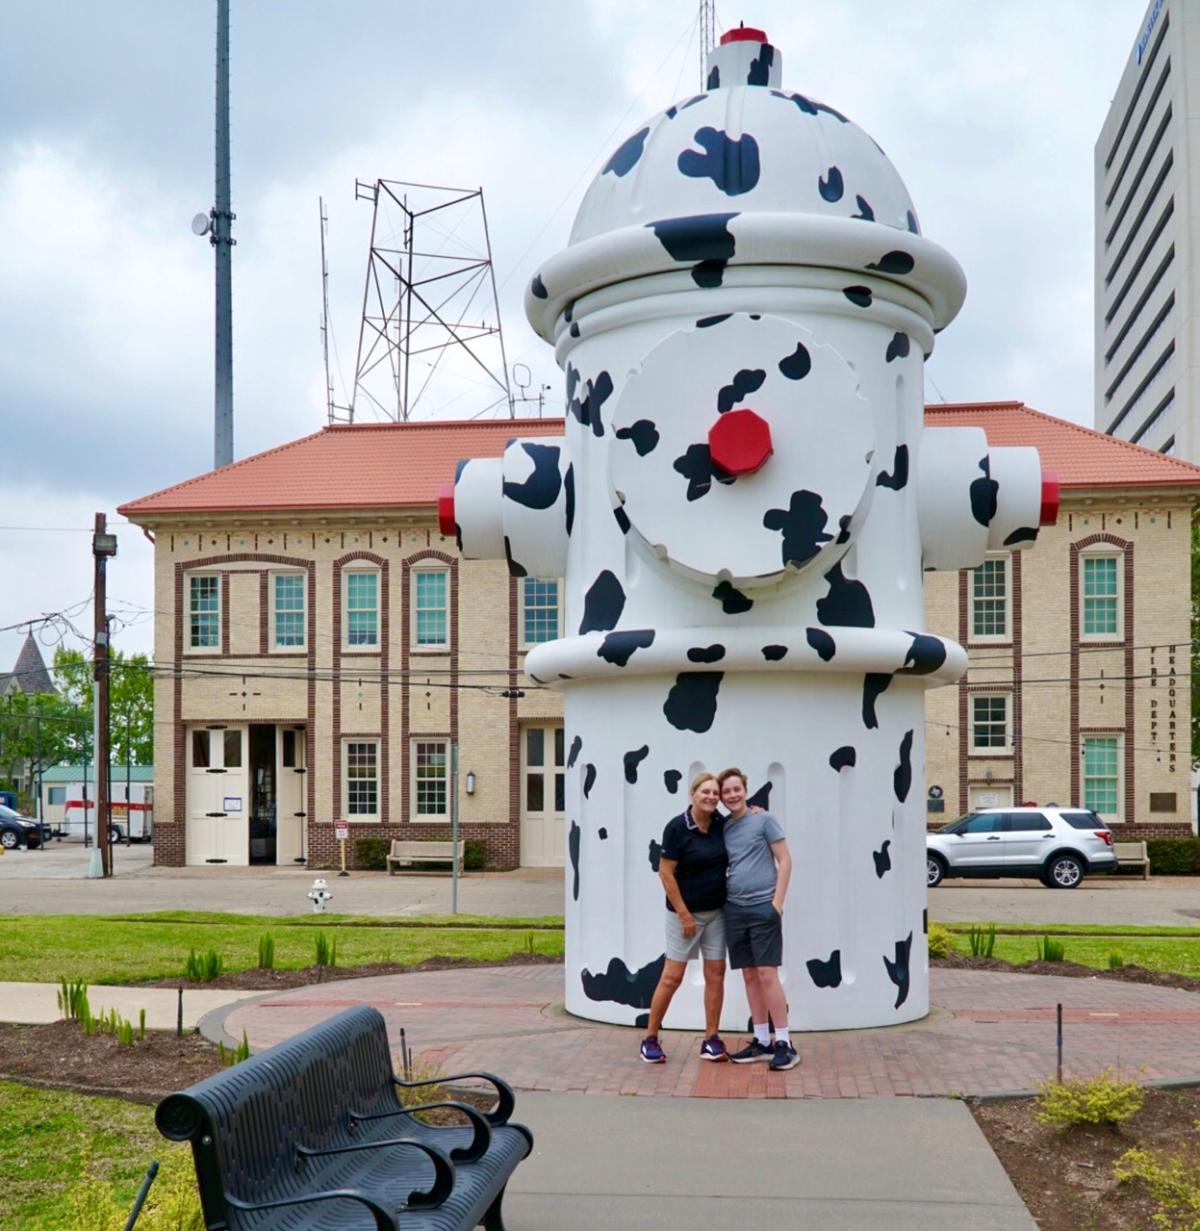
top-left (59, 782), bottom-right (153, 843)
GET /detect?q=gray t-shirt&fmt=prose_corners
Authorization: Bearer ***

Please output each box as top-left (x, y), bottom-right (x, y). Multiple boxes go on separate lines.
top-left (724, 810), bottom-right (785, 905)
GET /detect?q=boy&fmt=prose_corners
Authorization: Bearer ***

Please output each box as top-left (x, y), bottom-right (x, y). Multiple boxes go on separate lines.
top-left (717, 767), bottom-right (797, 1071)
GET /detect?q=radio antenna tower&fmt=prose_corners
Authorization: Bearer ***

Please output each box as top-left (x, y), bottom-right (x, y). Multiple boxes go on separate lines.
top-left (339, 179), bottom-right (513, 424)
top-left (700, 0), bottom-right (717, 87)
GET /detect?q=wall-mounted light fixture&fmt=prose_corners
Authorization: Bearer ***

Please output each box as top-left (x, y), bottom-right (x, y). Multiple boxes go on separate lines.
top-left (465, 771), bottom-right (476, 796)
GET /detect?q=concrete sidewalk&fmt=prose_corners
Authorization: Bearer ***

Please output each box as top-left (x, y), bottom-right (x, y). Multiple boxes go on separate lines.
top-left (507, 1092), bottom-right (1035, 1229)
top-left (1, 981), bottom-right (249, 1030)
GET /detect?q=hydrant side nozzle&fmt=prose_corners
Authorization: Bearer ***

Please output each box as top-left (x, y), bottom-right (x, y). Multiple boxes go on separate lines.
top-left (1040, 472), bottom-right (1060, 526)
top-left (438, 484), bottom-right (457, 538)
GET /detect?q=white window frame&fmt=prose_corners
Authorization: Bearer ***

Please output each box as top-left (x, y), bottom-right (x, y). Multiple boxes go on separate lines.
top-left (343, 739), bottom-right (380, 821)
top-left (519, 577), bottom-right (563, 649)
top-left (411, 567), bottom-right (449, 650)
top-left (1080, 549), bottom-right (1123, 641)
top-left (187, 573), bottom-right (221, 651)
top-left (411, 739), bottom-right (449, 820)
top-left (343, 568), bottom-right (381, 652)
top-left (1081, 733), bottom-right (1123, 823)
top-left (270, 571), bottom-right (307, 652)
top-left (969, 554), bottom-right (1011, 642)
top-left (969, 693), bottom-right (1012, 755)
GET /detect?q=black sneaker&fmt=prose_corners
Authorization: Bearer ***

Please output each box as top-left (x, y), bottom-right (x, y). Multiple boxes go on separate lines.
top-left (769, 1041), bottom-right (799, 1071)
top-left (729, 1038), bottom-right (773, 1064)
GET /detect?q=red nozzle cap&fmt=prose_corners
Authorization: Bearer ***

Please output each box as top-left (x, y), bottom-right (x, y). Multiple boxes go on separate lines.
top-left (720, 25), bottom-right (768, 44)
top-left (708, 408), bottom-right (773, 476)
top-left (438, 484), bottom-right (457, 538)
top-left (1039, 471), bottom-right (1060, 527)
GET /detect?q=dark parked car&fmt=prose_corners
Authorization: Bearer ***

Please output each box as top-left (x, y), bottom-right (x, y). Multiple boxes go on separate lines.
top-left (0, 803), bottom-right (50, 849)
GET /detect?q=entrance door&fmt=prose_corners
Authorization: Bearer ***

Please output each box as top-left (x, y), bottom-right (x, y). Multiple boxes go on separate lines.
top-left (275, 727), bottom-right (307, 864)
top-left (186, 726), bottom-right (249, 866)
top-left (248, 725), bottom-right (277, 865)
top-left (520, 724), bottom-right (565, 867)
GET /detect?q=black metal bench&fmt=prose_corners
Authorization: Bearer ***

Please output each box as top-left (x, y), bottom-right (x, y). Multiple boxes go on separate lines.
top-left (156, 1005), bottom-right (533, 1230)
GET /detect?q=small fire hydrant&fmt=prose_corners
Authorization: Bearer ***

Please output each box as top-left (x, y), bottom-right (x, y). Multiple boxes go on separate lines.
top-left (308, 878), bottom-right (332, 913)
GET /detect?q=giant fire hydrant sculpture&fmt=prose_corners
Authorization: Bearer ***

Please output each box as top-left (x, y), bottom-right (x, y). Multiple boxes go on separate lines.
top-left (442, 29), bottom-right (1057, 1030)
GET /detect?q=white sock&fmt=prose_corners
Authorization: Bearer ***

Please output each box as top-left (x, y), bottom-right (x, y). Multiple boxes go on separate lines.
top-left (774, 1027), bottom-right (791, 1048)
top-left (753, 1022), bottom-right (771, 1046)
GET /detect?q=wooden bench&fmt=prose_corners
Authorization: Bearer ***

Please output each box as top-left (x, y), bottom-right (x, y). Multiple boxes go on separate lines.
top-left (387, 839), bottom-right (464, 875)
top-left (1114, 840), bottom-right (1151, 879)
top-left (156, 1004), bottom-right (532, 1231)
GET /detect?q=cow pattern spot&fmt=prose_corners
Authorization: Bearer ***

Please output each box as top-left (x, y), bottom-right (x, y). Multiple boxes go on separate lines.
top-left (876, 444), bottom-right (909, 491)
top-left (648, 838), bottom-right (663, 871)
top-left (599, 827), bottom-right (608, 840)
top-left (687, 644), bottom-right (726, 664)
top-left (819, 166), bottom-right (844, 202)
top-left (579, 571), bottom-right (626, 634)
top-left (697, 313), bottom-right (732, 328)
top-left (897, 633), bottom-right (947, 677)
top-left (836, 514), bottom-right (852, 545)
top-left (862, 673), bottom-right (892, 729)
top-left (771, 91), bottom-right (849, 123)
top-left (885, 332), bottom-right (910, 363)
top-left (852, 195), bottom-right (875, 222)
top-left (603, 126), bottom-right (650, 177)
top-left (564, 463), bottom-right (576, 536)
top-left (673, 442), bottom-right (736, 501)
top-left (884, 932), bottom-right (914, 1009)
top-left (581, 954), bottom-right (666, 1009)
top-left (843, 284), bottom-right (872, 307)
top-left (613, 503), bottom-right (632, 535)
top-left (873, 839), bottom-right (892, 879)
top-left (907, 210), bottom-right (920, 234)
top-left (569, 820), bottom-right (581, 901)
top-left (807, 950), bottom-right (843, 988)
top-left (568, 370), bottom-right (615, 438)
top-left (502, 442), bottom-right (562, 510)
top-left (503, 536), bottom-right (527, 578)
top-left (647, 213), bottom-right (738, 288)
top-left (567, 735), bottom-right (583, 769)
top-left (678, 127), bottom-right (761, 196)
top-left (762, 644), bottom-right (788, 661)
top-left (970, 456), bottom-right (999, 527)
top-left (614, 419), bottom-right (661, 456)
top-left (624, 745), bottom-right (650, 784)
top-left (763, 490), bottom-right (833, 568)
top-left (663, 671), bottom-right (723, 733)
top-left (893, 730), bottom-right (914, 803)
top-left (748, 42), bottom-right (773, 85)
top-left (531, 273), bottom-right (548, 299)
top-left (583, 763), bottom-right (597, 799)
top-left (707, 65), bottom-right (720, 89)
top-left (598, 629), bottom-right (656, 667)
top-left (817, 562), bottom-right (875, 628)
top-left (829, 745), bottom-right (856, 771)
top-left (746, 780), bottom-right (773, 810)
top-left (717, 367), bottom-right (766, 413)
top-left (1004, 526), bottom-right (1038, 546)
top-left (866, 250), bottom-right (915, 275)
top-left (806, 627), bottom-right (836, 662)
top-left (712, 580), bottom-right (753, 614)
top-left (664, 769), bottom-right (682, 795)
top-left (778, 341), bottom-right (812, 381)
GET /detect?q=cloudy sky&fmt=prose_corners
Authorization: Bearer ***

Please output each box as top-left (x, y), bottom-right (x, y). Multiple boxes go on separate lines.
top-left (0, 0), bottom-right (1147, 673)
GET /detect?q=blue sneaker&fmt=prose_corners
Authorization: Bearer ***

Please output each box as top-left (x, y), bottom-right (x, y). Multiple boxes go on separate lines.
top-left (640, 1034), bottom-right (666, 1063)
top-left (730, 1038), bottom-right (772, 1064)
top-left (700, 1034), bottom-right (729, 1062)
top-left (769, 1041), bottom-right (799, 1071)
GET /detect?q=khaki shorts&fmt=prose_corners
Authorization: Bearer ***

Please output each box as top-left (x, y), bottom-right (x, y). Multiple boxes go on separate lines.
top-left (665, 907), bottom-right (726, 963)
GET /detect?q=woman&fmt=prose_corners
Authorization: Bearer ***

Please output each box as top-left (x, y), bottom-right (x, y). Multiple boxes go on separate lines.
top-left (639, 772), bottom-right (729, 1063)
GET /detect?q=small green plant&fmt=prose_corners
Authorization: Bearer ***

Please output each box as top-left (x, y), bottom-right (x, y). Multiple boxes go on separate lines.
top-left (1114, 1144), bottom-right (1200, 1227)
top-left (354, 836), bottom-right (390, 871)
top-left (464, 838), bottom-right (486, 871)
top-left (1034, 935), bottom-right (1065, 962)
top-left (314, 932), bottom-right (337, 968)
top-left (218, 1030), bottom-right (251, 1067)
top-left (396, 1057), bottom-right (448, 1117)
top-left (1035, 1068), bottom-right (1145, 1129)
top-left (184, 947), bottom-right (224, 982)
top-left (968, 923), bottom-right (997, 957)
top-left (256, 932), bottom-right (275, 970)
top-left (116, 1017), bottom-right (135, 1046)
top-left (57, 976), bottom-right (91, 1022)
top-left (139, 1007), bottom-right (146, 1040)
top-left (1108, 950), bottom-right (1125, 969)
top-left (926, 923), bottom-right (954, 958)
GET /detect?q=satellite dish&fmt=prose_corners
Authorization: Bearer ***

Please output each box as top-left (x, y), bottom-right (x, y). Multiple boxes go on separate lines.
top-left (191, 212), bottom-right (212, 237)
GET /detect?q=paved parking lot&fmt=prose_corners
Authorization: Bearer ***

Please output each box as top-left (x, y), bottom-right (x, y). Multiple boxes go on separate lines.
top-left (0, 840), bottom-right (1196, 925)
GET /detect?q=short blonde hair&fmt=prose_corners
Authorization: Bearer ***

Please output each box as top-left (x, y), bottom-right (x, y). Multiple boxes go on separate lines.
top-left (717, 767), bottom-right (748, 791)
top-left (689, 770), bottom-right (718, 795)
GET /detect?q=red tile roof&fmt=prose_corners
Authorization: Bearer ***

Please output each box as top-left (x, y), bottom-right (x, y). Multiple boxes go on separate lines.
top-left (119, 403), bottom-right (1200, 520)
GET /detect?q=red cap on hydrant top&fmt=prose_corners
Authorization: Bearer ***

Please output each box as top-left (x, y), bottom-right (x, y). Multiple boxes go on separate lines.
top-left (720, 25), bottom-right (768, 44)
top-left (438, 484), bottom-right (456, 538)
top-left (1039, 472), bottom-right (1060, 527)
top-left (708, 408), bottom-right (773, 476)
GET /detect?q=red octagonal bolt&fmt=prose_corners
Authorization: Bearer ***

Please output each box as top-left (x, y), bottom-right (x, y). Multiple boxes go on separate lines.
top-left (708, 408), bottom-right (773, 476)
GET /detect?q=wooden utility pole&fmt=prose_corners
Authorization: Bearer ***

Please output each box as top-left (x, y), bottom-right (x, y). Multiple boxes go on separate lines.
top-left (92, 513), bottom-right (117, 878)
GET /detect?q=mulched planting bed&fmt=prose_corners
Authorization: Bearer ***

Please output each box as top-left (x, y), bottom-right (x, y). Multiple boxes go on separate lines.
top-left (972, 1085), bottom-right (1200, 1231)
top-left (933, 948), bottom-right (1200, 992)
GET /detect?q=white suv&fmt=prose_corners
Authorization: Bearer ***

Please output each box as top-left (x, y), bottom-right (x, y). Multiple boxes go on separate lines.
top-left (926, 806), bottom-right (1116, 889)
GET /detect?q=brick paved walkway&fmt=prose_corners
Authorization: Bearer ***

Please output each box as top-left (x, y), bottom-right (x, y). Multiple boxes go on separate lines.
top-left (216, 965), bottom-right (1200, 1099)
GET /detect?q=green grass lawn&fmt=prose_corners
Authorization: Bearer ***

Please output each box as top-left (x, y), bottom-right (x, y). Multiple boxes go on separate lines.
top-left (0, 912), bottom-right (565, 984)
top-left (0, 1081), bottom-right (192, 1231)
top-left (945, 922), bottom-right (1200, 975)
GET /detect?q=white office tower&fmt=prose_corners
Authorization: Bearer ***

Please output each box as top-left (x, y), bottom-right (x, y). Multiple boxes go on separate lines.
top-left (1095, 0), bottom-right (1194, 457)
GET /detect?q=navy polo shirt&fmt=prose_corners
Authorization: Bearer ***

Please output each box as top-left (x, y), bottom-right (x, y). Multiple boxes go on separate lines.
top-left (660, 810), bottom-right (727, 913)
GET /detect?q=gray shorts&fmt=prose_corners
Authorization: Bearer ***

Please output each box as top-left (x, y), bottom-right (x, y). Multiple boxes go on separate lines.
top-left (724, 899), bottom-right (783, 969)
top-left (664, 907), bottom-right (726, 963)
